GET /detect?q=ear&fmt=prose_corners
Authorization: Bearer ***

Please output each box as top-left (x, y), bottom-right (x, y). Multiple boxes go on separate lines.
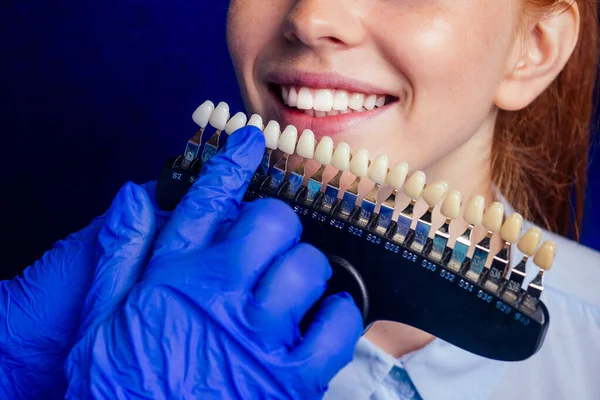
top-left (494, 1), bottom-right (580, 111)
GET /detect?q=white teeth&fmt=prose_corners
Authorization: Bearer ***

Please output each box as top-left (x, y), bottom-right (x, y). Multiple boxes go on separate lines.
top-left (332, 142), bottom-right (351, 171)
top-left (282, 86), bottom-right (289, 103)
top-left (224, 112), bottom-right (248, 135)
top-left (314, 136), bottom-right (334, 165)
top-left (288, 87), bottom-right (298, 107)
top-left (209, 102), bottom-right (230, 131)
top-left (315, 111), bottom-right (327, 118)
top-left (281, 86), bottom-right (390, 114)
top-left (305, 109), bottom-right (315, 117)
top-left (247, 114), bottom-right (264, 130)
top-left (313, 89), bottom-right (334, 112)
top-left (278, 125), bottom-right (298, 155)
top-left (328, 110), bottom-right (340, 116)
top-left (192, 100), bottom-right (215, 128)
top-left (296, 129), bottom-right (316, 159)
top-left (364, 94), bottom-right (377, 111)
top-left (297, 87), bottom-right (314, 110)
top-left (263, 120), bottom-right (281, 150)
top-left (348, 93), bottom-right (365, 111)
top-left (333, 90), bottom-right (349, 111)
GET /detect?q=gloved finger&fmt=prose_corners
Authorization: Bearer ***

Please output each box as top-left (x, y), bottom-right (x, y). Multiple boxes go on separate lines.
top-left (77, 182), bottom-right (157, 339)
top-left (291, 293), bottom-right (363, 389)
top-left (151, 126), bottom-right (265, 257)
top-left (245, 243), bottom-right (331, 348)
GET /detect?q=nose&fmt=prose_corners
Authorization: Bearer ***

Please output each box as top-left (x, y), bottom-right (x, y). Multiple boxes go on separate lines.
top-left (283, 0), bottom-right (369, 49)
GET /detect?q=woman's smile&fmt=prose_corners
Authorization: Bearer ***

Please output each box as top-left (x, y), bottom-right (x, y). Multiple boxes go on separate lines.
top-left (261, 70), bottom-right (401, 136)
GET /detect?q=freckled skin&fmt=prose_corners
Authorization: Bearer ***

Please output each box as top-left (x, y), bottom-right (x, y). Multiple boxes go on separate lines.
top-left (226, 0), bottom-right (522, 356)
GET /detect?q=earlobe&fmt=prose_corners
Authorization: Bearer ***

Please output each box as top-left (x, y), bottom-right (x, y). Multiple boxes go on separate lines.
top-left (494, 1), bottom-right (580, 111)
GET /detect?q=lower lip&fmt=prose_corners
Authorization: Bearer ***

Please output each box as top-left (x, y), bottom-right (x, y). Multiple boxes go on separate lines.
top-left (266, 89), bottom-right (395, 137)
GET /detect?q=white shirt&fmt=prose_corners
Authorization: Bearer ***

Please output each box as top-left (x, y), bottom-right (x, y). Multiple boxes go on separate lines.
top-left (324, 201), bottom-right (600, 400)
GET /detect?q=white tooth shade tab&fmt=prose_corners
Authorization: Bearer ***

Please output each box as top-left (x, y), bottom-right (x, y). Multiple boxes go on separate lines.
top-left (332, 142), bottom-right (351, 171)
top-left (482, 202), bottom-right (505, 232)
top-left (278, 125), bottom-right (298, 155)
top-left (403, 171), bottom-right (426, 200)
top-left (263, 121), bottom-right (281, 150)
top-left (296, 130), bottom-right (316, 159)
top-left (224, 112), bottom-right (248, 135)
top-left (349, 149), bottom-right (370, 177)
top-left (313, 89), bottom-right (334, 112)
top-left (422, 181), bottom-right (449, 208)
top-left (368, 154), bottom-right (389, 184)
top-left (518, 227), bottom-right (542, 256)
top-left (348, 93), bottom-right (365, 111)
top-left (297, 87), bottom-right (314, 110)
top-left (500, 213), bottom-right (523, 244)
top-left (209, 102), bottom-right (230, 131)
top-left (464, 196), bottom-right (485, 226)
top-left (247, 114), bottom-right (264, 130)
top-left (192, 100), bottom-right (215, 128)
top-left (386, 162), bottom-right (409, 189)
top-left (364, 94), bottom-right (377, 111)
top-left (533, 241), bottom-right (556, 271)
top-left (333, 90), bottom-right (349, 111)
top-left (441, 190), bottom-right (462, 219)
top-left (314, 137), bottom-right (334, 165)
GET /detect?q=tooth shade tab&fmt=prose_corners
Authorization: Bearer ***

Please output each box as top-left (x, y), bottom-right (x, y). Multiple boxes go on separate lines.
top-left (500, 213), bottom-right (523, 244)
top-left (403, 171), bottom-right (426, 200)
top-left (533, 241), bottom-right (556, 271)
top-left (368, 155), bottom-right (389, 184)
top-left (314, 136), bottom-right (334, 165)
top-left (464, 195), bottom-right (485, 226)
top-left (441, 190), bottom-right (462, 219)
top-left (333, 90), bottom-right (349, 111)
top-left (192, 100), bottom-right (215, 128)
top-left (224, 112), bottom-right (248, 135)
top-left (332, 142), bottom-right (351, 171)
top-left (263, 120), bottom-right (281, 150)
top-left (297, 87), bottom-right (314, 110)
top-left (518, 227), bottom-right (542, 256)
top-left (209, 102), bottom-right (230, 131)
top-left (348, 93), bottom-right (365, 111)
top-left (422, 181), bottom-right (449, 208)
top-left (482, 202), bottom-right (505, 232)
top-left (296, 130), bottom-right (316, 159)
top-left (313, 89), bottom-right (334, 111)
top-left (278, 125), bottom-right (298, 155)
top-left (386, 162), bottom-right (409, 189)
top-left (247, 114), bottom-right (264, 130)
top-left (349, 149), bottom-right (370, 177)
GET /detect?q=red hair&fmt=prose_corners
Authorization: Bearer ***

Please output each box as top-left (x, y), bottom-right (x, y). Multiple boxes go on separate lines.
top-left (493, 0), bottom-right (598, 239)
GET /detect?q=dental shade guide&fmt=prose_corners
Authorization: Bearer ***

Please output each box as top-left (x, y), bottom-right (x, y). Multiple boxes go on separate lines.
top-left (156, 100), bottom-right (552, 362)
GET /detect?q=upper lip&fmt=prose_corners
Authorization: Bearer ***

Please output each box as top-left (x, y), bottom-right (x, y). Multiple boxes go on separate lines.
top-left (264, 70), bottom-right (396, 97)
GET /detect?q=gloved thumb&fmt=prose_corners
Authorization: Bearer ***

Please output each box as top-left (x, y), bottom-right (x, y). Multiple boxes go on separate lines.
top-left (77, 182), bottom-right (157, 338)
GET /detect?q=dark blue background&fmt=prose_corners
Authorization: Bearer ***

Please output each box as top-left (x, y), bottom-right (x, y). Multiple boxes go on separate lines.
top-left (0, 1), bottom-right (598, 279)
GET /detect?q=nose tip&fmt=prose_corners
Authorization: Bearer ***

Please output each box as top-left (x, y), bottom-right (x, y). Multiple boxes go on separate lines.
top-left (283, 0), bottom-right (365, 49)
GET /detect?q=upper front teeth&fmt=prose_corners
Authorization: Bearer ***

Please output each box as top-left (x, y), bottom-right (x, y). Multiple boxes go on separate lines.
top-left (281, 86), bottom-right (387, 113)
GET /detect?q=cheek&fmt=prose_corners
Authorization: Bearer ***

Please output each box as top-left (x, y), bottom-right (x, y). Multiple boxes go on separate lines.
top-left (374, 4), bottom-right (514, 154)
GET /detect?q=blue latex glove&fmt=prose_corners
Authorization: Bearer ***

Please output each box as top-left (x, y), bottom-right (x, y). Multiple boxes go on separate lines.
top-left (65, 126), bottom-right (363, 399)
top-left (0, 182), bottom-right (157, 399)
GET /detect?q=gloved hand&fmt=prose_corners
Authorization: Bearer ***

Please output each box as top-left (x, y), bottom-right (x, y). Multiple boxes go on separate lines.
top-left (64, 126), bottom-right (364, 399)
top-left (0, 182), bottom-right (158, 399)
